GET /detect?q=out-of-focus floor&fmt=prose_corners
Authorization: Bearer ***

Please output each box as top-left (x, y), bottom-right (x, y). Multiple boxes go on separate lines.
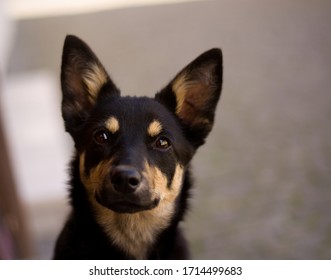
top-left (3, 0), bottom-right (331, 259)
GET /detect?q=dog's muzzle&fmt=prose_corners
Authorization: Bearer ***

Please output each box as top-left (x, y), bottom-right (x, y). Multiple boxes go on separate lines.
top-left (96, 165), bottom-right (159, 213)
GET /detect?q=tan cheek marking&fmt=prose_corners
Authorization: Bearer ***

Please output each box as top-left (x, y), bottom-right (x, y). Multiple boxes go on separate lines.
top-left (79, 152), bottom-right (112, 196)
top-left (143, 161), bottom-right (184, 219)
top-left (147, 120), bottom-right (163, 137)
top-left (105, 116), bottom-right (120, 134)
top-left (152, 166), bottom-right (169, 196)
top-left (143, 160), bottom-right (184, 201)
top-left (156, 164), bottom-right (184, 205)
top-left (143, 160), bottom-right (168, 194)
top-left (83, 63), bottom-right (108, 100)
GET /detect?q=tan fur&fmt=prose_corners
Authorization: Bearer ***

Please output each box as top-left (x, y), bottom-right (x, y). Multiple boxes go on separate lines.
top-left (147, 120), bottom-right (163, 137)
top-left (79, 153), bottom-right (112, 196)
top-left (79, 153), bottom-right (184, 259)
top-left (171, 68), bottom-right (216, 127)
top-left (83, 63), bottom-right (108, 102)
top-left (172, 74), bottom-right (191, 114)
top-left (105, 116), bottom-right (120, 134)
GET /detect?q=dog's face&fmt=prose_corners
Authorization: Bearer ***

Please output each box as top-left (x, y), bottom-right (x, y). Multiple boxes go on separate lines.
top-left (77, 96), bottom-right (193, 214)
top-left (61, 35), bottom-right (222, 215)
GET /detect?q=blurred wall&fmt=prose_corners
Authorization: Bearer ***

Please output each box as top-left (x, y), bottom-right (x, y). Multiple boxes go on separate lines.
top-left (2, 0), bottom-right (331, 259)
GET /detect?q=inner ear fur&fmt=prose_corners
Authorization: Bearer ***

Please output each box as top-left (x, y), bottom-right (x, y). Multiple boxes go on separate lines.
top-left (156, 48), bottom-right (223, 147)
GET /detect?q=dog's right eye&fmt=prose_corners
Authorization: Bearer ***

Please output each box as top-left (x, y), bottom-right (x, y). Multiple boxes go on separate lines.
top-left (93, 130), bottom-right (110, 145)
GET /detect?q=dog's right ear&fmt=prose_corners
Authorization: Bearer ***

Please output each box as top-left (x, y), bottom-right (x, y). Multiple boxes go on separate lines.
top-left (61, 35), bottom-right (120, 135)
top-left (155, 48), bottom-right (222, 149)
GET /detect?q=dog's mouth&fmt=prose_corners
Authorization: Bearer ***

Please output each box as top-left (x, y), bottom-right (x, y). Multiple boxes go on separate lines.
top-left (104, 198), bottom-right (160, 213)
top-left (95, 188), bottom-right (160, 214)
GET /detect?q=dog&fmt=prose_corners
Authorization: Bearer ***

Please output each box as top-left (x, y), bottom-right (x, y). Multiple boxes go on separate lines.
top-left (53, 35), bottom-right (223, 259)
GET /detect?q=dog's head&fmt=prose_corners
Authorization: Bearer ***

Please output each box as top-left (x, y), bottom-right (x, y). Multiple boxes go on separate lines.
top-left (61, 35), bottom-right (222, 215)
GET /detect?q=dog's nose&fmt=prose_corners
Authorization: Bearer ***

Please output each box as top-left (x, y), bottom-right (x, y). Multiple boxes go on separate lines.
top-left (111, 165), bottom-right (141, 194)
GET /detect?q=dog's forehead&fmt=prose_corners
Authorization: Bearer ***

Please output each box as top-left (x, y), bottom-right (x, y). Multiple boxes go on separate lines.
top-left (98, 96), bottom-right (178, 134)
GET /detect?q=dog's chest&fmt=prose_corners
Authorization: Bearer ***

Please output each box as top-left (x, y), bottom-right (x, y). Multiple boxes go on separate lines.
top-left (95, 203), bottom-right (175, 259)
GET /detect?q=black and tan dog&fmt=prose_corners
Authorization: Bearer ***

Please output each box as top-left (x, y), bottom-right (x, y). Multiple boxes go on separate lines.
top-left (54, 35), bottom-right (222, 259)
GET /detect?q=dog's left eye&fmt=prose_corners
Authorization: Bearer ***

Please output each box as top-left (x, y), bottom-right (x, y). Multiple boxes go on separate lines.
top-left (154, 136), bottom-right (171, 150)
top-left (93, 130), bottom-right (110, 144)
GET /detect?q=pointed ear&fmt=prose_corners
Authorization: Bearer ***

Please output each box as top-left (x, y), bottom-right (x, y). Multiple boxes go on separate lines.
top-left (155, 48), bottom-right (223, 148)
top-left (61, 35), bottom-right (120, 135)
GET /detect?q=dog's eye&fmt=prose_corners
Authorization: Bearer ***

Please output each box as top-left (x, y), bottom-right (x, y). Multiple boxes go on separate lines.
top-left (93, 130), bottom-right (110, 144)
top-left (155, 136), bottom-right (171, 150)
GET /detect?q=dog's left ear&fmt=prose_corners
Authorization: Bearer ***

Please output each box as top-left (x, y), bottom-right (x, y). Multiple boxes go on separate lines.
top-left (155, 49), bottom-right (223, 148)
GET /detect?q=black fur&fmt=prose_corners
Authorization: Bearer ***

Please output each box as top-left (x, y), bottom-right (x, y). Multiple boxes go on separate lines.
top-left (54, 35), bottom-right (222, 259)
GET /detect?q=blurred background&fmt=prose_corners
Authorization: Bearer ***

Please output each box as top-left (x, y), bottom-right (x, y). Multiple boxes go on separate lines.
top-left (0, 0), bottom-right (331, 259)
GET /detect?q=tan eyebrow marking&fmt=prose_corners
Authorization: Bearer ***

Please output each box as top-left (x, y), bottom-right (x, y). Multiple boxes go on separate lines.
top-left (105, 116), bottom-right (120, 134)
top-left (147, 120), bottom-right (163, 137)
